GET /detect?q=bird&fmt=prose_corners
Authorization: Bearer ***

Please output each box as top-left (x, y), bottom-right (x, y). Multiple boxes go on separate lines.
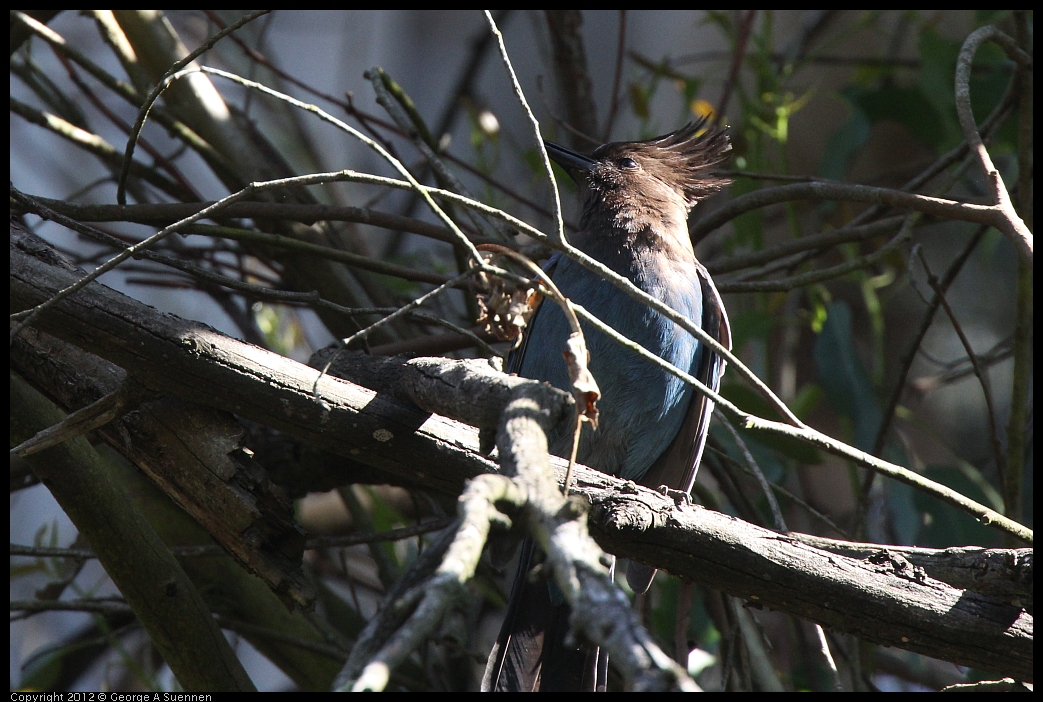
top-left (482, 118), bottom-right (733, 691)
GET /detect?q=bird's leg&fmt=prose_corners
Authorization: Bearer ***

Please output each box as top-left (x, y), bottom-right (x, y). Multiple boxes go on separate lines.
top-left (657, 485), bottom-right (693, 506)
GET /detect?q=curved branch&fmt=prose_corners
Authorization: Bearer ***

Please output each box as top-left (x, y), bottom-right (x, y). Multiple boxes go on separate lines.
top-left (566, 302), bottom-right (1031, 545)
top-left (25, 197), bottom-right (497, 250)
top-left (707, 215), bottom-right (905, 274)
top-left (716, 216), bottom-right (913, 293)
top-left (691, 180), bottom-right (1020, 243)
top-left (485, 10), bottom-right (566, 243)
top-left (954, 25), bottom-right (1033, 262)
top-left (113, 10), bottom-right (270, 205)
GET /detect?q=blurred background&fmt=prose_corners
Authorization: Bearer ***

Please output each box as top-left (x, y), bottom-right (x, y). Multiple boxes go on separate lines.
top-left (11, 10), bottom-right (1031, 691)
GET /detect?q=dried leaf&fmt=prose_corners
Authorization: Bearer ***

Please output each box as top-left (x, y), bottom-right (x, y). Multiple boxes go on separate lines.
top-left (473, 253), bottom-right (540, 345)
top-left (563, 331), bottom-right (600, 428)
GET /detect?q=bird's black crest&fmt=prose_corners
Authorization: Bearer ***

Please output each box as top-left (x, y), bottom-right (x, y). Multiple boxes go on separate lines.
top-left (593, 116), bottom-right (732, 206)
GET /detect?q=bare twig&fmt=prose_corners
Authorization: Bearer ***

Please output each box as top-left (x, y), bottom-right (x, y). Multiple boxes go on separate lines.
top-left (184, 66), bottom-right (483, 264)
top-left (476, 244), bottom-right (600, 497)
top-left (567, 303), bottom-right (1031, 545)
top-left (115, 10), bottom-right (271, 204)
top-left (10, 96), bottom-right (194, 201)
top-left (10, 381), bottom-right (149, 458)
top-left (815, 623), bottom-right (843, 691)
top-left (366, 66), bottom-right (509, 241)
top-left (11, 10), bottom-right (238, 185)
top-left (716, 10), bottom-right (756, 123)
top-left (718, 416), bottom-right (842, 690)
top-left (603, 10), bottom-right (627, 141)
top-left (1003, 12), bottom-right (1033, 532)
top-left (915, 248), bottom-right (1006, 484)
top-left (872, 227), bottom-right (986, 456)
top-left (691, 180), bottom-right (1025, 243)
top-left (953, 26), bottom-right (1033, 262)
top-left (719, 417), bottom-right (786, 532)
top-left (25, 197), bottom-right (495, 250)
top-left (707, 216), bottom-right (905, 274)
top-left (846, 78), bottom-right (1017, 231)
top-left (11, 518), bottom-right (457, 559)
top-left (485, 10), bottom-right (566, 244)
top-left (716, 216), bottom-right (913, 293)
top-left (10, 169), bottom-right (468, 342)
top-left (544, 10), bottom-right (599, 144)
top-left (705, 444), bottom-right (848, 537)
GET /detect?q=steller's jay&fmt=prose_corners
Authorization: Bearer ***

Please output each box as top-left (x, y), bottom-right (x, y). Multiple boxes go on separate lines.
top-left (482, 119), bottom-right (733, 691)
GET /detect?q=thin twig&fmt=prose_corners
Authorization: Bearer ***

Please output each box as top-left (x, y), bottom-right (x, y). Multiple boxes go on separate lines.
top-left (115, 10), bottom-right (271, 204)
top-left (871, 227), bottom-right (986, 456)
top-left (11, 171), bottom-right (462, 339)
top-left (183, 66), bottom-right (483, 264)
top-left (567, 303), bottom-right (1030, 544)
top-left (1005, 11), bottom-right (1033, 532)
top-left (484, 10), bottom-right (565, 244)
top-left (11, 518), bottom-right (456, 558)
top-left (716, 217), bottom-right (913, 293)
top-left (603, 10), bottom-right (627, 141)
top-left (691, 180), bottom-right (1021, 243)
top-left (953, 26), bottom-right (1033, 262)
top-left (815, 622), bottom-right (843, 691)
top-left (10, 10), bottom-right (238, 185)
top-left (915, 248), bottom-right (1006, 485)
top-left (718, 411), bottom-right (842, 690)
top-left (27, 197), bottom-right (492, 250)
top-left (719, 417), bottom-right (786, 532)
top-left (332, 270), bottom-right (476, 353)
top-left (705, 444), bottom-right (848, 537)
top-left (10, 96), bottom-right (194, 201)
top-left (847, 79), bottom-right (1017, 231)
top-left (366, 66), bottom-right (509, 241)
top-left (716, 10), bottom-right (756, 123)
top-left (707, 216), bottom-right (905, 274)
top-left (475, 244), bottom-right (597, 497)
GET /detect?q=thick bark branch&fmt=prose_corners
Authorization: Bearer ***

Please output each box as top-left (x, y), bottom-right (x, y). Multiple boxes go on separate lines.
top-left (10, 224), bottom-right (1031, 681)
top-left (11, 326), bottom-right (313, 609)
top-left (11, 224), bottom-right (495, 497)
top-left (577, 474), bottom-right (1032, 682)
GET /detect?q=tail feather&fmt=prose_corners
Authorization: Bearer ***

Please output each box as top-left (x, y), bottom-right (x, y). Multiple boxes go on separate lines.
top-left (482, 538), bottom-right (591, 691)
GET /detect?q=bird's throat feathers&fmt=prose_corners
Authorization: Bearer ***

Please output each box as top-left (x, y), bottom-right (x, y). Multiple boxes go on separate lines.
top-left (575, 186), bottom-right (697, 270)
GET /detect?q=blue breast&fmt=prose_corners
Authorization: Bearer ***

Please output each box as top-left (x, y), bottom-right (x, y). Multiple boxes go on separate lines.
top-left (516, 252), bottom-right (704, 481)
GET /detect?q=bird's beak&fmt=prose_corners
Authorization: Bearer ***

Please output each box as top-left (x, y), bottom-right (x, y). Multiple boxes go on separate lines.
top-left (544, 140), bottom-right (596, 181)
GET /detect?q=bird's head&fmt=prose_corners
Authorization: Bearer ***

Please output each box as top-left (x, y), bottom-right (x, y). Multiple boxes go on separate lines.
top-left (545, 118), bottom-right (731, 240)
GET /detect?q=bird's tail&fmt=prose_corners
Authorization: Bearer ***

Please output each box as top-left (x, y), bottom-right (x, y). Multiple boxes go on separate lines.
top-left (482, 538), bottom-right (604, 691)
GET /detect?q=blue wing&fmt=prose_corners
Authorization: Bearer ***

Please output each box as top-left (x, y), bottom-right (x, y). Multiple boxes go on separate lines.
top-left (626, 261), bottom-right (730, 593)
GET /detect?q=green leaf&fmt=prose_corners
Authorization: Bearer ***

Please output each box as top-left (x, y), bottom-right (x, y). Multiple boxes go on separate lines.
top-left (728, 309), bottom-right (775, 357)
top-left (819, 106), bottom-right (870, 181)
top-left (629, 81), bottom-right (651, 120)
top-left (840, 83), bottom-right (948, 149)
top-left (812, 301), bottom-right (881, 452)
top-left (790, 382), bottom-right (823, 420)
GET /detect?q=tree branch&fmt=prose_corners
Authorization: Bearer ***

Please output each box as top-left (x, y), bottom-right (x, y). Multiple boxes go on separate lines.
top-left (10, 224), bottom-right (1031, 682)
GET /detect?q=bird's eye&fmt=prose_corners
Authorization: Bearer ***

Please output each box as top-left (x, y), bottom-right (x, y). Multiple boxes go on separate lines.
top-left (617, 157), bottom-right (639, 170)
